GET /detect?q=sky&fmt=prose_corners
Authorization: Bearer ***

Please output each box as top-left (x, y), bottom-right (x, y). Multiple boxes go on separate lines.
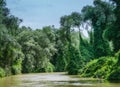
top-left (6, 0), bottom-right (93, 29)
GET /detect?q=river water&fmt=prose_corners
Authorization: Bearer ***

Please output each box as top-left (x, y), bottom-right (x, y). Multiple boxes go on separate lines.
top-left (0, 72), bottom-right (120, 87)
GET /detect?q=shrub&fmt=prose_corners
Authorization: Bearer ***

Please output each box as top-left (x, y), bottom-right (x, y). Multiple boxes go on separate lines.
top-left (0, 67), bottom-right (5, 78)
top-left (108, 50), bottom-right (120, 80)
top-left (81, 56), bottom-right (116, 79)
top-left (45, 62), bottom-right (55, 72)
top-left (12, 59), bottom-right (22, 75)
top-left (116, 50), bottom-right (120, 65)
top-left (108, 67), bottom-right (120, 80)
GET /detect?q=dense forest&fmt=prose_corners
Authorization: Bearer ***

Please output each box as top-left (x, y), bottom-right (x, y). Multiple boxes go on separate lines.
top-left (0, 0), bottom-right (120, 81)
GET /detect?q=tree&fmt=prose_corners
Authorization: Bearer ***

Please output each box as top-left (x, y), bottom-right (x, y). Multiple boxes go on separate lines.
top-left (17, 28), bottom-right (56, 73)
top-left (0, 0), bottom-right (9, 24)
top-left (59, 13), bottom-right (87, 74)
top-left (82, 0), bottom-right (113, 58)
top-left (52, 29), bottom-right (69, 71)
top-left (105, 0), bottom-right (120, 52)
top-left (0, 25), bottom-right (24, 75)
top-left (70, 12), bottom-right (82, 49)
top-left (67, 46), bottom-right (83, 75)
top-left (3, 15), bottom-right (22, 36)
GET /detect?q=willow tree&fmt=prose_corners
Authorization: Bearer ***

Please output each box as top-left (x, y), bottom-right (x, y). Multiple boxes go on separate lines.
top-left (60, 12), bottom-right (86, 74)
top-left (17, 28), bottom-right (56, 73)
top-left (82, 0), bottom-right (114, 58)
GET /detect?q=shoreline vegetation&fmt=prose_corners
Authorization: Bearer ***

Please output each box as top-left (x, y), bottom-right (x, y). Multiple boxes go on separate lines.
top-left (0, 0), bottom-right (120, 82)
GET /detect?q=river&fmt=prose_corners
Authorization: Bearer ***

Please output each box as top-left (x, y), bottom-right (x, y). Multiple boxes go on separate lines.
top-left (0, 72), bottom-right (120, 87)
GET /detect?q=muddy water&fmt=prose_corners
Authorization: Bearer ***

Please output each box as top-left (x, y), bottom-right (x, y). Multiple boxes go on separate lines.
top-left (0, 72), bottom-right (120, 87)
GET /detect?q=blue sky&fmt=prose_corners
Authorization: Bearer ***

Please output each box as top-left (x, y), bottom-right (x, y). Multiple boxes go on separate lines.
top-left (6, 0), bottom-right (93, 29)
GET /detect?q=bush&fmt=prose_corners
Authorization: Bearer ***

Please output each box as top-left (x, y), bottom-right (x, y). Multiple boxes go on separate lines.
top-left (67, 60), bottom-right (80, 75)
top-left (108, 50), bottom-right (120, 80)
top-left (12, 59), bottom-right (22, 75)
top-left (45, 62), bottom-right (55, 72)
top-left (0, 67), bottom-right (5, 78)
top-left (116, 50), bottom-right (120, 65)
top-left (81, 56), bottom-right (117, 79)
top-left (108, 67), bottom-right (120, 80)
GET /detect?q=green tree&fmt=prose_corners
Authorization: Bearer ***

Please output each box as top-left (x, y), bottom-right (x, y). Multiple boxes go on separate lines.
top-left (52, 29), bottom-right (68, 71)
top-left (17, 28), bottom-right (56, 73)
top-left (3, 15), bottom-right (22, 36)
top-left (0, 25), bottom-right (24, 75)
top-left (82, 0), bottom-right (113, 58)
top-left (0, 0), bottom-right (9, 24)
top-left (105, 0), bottom-right (120, 52)
top-left (67, 46), bottom-right (83, 75)
top-left (59, 13), bottom-right (86, 74)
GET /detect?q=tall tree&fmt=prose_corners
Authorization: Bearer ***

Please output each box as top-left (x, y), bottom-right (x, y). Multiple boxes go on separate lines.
top-left (82, 0), bottom-right (113, 58)
top-left (60, 13), bottom-right (86, 74)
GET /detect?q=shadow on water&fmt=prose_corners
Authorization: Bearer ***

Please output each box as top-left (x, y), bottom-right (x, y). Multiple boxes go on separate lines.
top-left (0, 72), bottom-right (120, 87)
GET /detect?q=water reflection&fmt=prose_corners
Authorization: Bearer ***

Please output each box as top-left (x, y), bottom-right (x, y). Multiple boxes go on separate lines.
top-left (0, 72), bottom-right (120, 87)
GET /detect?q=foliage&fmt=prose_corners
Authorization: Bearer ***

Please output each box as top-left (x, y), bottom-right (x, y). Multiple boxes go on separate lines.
top-left (81, 56), bottom-right (117, 79)
top-left (82, 0), bottom-right (114, 58)
top-left (108, 50), bottom-right (120, 80)
top-left (0, 0), bottom-right (120, 82)
top-left (109, 0), bottom-right (120, 52)
top-left (67, 46), bottom-right (83, 75)
top-left (51, 29), bottom-right (69, 72)
top-left (16, 28), bottom-right (56, 73)
top-left (80, 35), bottom-right (94, 62)
top-left (0, 25), bottom-right (24, 76)
top-left (12, 58), bottom-right (23, 75)
top-left (44, 62), bottom-right (55, 72)
top-left (0, 67), bottom-right (5, 78)
top-left (108, 67), bottom-right (120, 80)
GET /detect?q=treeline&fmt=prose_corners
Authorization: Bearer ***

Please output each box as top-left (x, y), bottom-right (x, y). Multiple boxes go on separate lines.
top-left (0, 0), bottom-right (120, 80)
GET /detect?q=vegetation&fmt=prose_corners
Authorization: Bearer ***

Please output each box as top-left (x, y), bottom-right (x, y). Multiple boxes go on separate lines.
top-left (108, 50), bottom-right (120, 80)
top-left (0, 67), bottom-right (5, 77)
top-left (0, 0), bottom-right (120, 81)
top-left (81, 56), bottom-right (117, 79)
